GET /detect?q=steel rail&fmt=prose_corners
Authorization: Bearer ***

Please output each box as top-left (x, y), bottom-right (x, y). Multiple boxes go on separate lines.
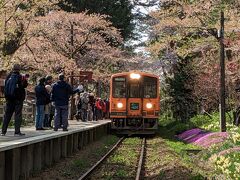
top-left (79, 137), bottom-right (125, 180)
top-left (135, 138), bottom-right (146, 180)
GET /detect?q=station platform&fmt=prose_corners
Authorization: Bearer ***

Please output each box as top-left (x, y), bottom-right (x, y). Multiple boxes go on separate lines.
top-left (0, 120), bottom-right (111, 180)
top-left (0, 120), bottom-right (110, 151)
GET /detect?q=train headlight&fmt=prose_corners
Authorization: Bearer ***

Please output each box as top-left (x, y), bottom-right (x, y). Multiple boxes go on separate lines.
top-left (117, 102), bottom-right (123, 108)
top-left (146, 103), bottom-right (153, 109)
top-left (130, 73), bottom-right (141, 79)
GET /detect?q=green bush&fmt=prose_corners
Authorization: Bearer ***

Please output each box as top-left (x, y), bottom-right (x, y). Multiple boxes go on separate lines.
top-left (158, 112), bottom-right (194, 134)
top-left (158, 112), bottom-right (175, 127)
top-left (159, 111), bottom-right (236, 135)
top-left (168, 123), bottom-right (192, 134)
top-left (165, 120), bottom-right (179, 129)
top-left (190, 114), bottom-right (211, 127)
top-left (190, 111), bottom-right (234, 132)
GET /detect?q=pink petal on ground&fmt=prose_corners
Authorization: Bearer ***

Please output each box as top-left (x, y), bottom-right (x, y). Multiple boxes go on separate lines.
top-left (193, 132), bottom-right (229, 148)
top-left (218, 146), bottom-right (240, 156)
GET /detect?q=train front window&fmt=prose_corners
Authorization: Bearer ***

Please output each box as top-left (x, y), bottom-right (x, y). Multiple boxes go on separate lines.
top-left (113, 77), bottom-right (126, 98)
top-left (129, 83), bottom-right (140, 98)
top-left (144, 77), bottom-right (157, 98)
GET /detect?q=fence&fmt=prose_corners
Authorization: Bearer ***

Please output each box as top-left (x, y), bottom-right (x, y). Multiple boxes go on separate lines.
top-left (0, 101), bottom-right (35, 124)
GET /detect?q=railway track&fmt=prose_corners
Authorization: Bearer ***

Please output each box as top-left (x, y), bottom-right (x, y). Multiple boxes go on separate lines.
top-left (79, 137), bottom-right (146, 180)
top-left (136, 138), bottom-right (146, 180)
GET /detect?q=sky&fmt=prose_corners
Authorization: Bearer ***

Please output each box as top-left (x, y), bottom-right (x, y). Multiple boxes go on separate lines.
top-left (130, 0), bottom-right (159, 54)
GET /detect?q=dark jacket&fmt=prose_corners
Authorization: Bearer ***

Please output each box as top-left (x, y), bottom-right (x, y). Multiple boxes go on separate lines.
top-left (35, 83), bottom-right (50, 106)
top-left (5, 71), bottom-right (28, 101)
top-left (51, 80), bottom-right (79, 106)
top-left (89, 95), bottom-right (95, 107)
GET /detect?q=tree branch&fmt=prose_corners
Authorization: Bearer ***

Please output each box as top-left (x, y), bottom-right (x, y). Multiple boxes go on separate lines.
top-left (25, 43), bottom-right (43, 63)
top-left (72, 30), bottom-right (92, 57)
top-left (4, 0), bottom-right (25, 24)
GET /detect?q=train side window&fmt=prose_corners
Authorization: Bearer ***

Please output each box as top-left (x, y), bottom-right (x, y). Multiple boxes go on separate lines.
top-left (144, 77), bottom-right (157, 98)
top-left (113, 77), bottom-right (126, 98)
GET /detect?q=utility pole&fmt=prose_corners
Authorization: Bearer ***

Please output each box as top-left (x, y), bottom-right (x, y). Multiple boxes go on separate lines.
top-left (219, 11), bottom-right (226, 132)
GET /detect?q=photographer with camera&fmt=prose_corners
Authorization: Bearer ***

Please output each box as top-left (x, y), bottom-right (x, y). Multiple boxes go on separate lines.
top-left (1, 64), bottom-right (28, 136)
top-left (51, 74), bottom-right (83, 131)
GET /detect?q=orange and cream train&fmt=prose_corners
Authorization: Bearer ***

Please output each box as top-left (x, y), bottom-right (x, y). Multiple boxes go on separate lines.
top-left (110, 71), bottom-right (160, 134)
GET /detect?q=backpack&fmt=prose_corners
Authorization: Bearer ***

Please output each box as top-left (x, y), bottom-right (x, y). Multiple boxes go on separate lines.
top-left (4, 74), bottom-right (19, 98)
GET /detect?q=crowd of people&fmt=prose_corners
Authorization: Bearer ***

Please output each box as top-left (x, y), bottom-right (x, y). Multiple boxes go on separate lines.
top-left (1, 64), bottom-right (108, 136)
top-left (75, 92), bottom-right (109, 122)
top-left (34, 73), bottom-right (83, 131)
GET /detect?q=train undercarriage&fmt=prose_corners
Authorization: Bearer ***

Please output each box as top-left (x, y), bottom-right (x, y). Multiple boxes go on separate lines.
top-left (111, 118), bottom-right (158, 135)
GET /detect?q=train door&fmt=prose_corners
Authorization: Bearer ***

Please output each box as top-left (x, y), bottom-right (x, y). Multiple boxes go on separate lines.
top-left (127, 78), bottom-right (142, 117)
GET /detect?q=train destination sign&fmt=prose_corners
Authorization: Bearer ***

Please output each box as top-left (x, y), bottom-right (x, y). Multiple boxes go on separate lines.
top-left (130, 103), bottom-right (139, 110)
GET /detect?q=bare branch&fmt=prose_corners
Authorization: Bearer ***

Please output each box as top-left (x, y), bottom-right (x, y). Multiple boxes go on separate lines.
top-left (72, 30), bottom-right (92, 57)
top-left (25, 43), bottom-right (43, 63)
top-left (4, 0), bottom-right (25, 24)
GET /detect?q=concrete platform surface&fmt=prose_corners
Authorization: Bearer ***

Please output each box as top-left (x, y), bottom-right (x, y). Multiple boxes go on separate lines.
top-left (0, 120), bottom-right (110, 152)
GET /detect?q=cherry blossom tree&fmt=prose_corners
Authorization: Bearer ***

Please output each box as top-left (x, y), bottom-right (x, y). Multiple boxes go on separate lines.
top-left (147, 0), bottom-right (240, 113)
top-left (0, 0), bottom-right (56, 63)
top-left (12, 11), bottom-right (127, 78)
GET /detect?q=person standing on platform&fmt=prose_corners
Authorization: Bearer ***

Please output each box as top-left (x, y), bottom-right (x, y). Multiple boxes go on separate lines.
top-left (95, 98), bottom-right (102, 120)
top-left (45, 75), bottom-right (53, 86)
top-left (81, 92), bottom-right (89, 122)
top-left (1, 64), bottom-right (28, 136)
top-left (44, 85), bottom-right (52, 127)
top-left (44, 75), bottom-right (54, 127)
top-left (35, 77), bottom-right (50, 130)
top-left (75, 92), bottom-right (82, 121)
top-left (88, 93), bottom-right (95, 121)
top-left (99, 99), bottom-right (104, 120)
top-left (51, 74), bottom-right (83, 131)
top-left (104, 98), bottom-right (110, 119)
top-left (102, 100), bottom-right (107, 119)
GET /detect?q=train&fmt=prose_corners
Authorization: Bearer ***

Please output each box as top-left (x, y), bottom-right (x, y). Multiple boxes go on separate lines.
top-left (110, 71), bottom-right (160, 135)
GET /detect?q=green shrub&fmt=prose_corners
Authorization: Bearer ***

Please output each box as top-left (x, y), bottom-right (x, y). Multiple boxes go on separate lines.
top-left (158, 112), bottom-right (175, 126)
top-left (190, 114), bottom-right (211, 127)
top-left (165, 120), bottom-right (181, 129)
top-left (168, 123), bottom-right (191, 134)
top-left (160, 111), bottom-right (236, 135)
top-left (190, 111), bottom-right (234, 132)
